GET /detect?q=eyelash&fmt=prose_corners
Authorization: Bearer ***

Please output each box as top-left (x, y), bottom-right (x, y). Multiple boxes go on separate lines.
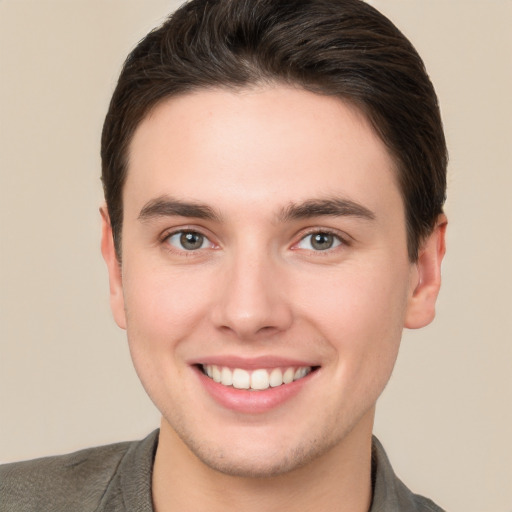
top-left (160, 227), bottom-right (349, 255)
top-left (161, 228), bottom-right (215, 254)
top-left (293, 228), bottom-right (349, 253)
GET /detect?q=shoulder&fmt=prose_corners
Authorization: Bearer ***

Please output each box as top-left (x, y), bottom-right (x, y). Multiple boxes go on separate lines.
top-left (0, 433), bottom-right (156, 512)
top-left (371, 436), bottom-right (446, 512)
top-left (391, 476), bottom-right (446, 512)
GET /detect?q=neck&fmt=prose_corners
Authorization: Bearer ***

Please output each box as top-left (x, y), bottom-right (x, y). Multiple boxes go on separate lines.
top-left (152, 414), bottom-right (374, 512)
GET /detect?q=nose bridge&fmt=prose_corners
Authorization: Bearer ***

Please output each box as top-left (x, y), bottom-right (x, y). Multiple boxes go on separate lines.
top-left (212, 241), bottom-right (292, 338)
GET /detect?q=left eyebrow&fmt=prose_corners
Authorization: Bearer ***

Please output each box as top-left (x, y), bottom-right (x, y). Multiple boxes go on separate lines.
top-left (278, 198), bottom-right (376, 222)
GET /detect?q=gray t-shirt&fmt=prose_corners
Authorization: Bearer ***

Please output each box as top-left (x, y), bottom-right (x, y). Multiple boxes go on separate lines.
top-left (0, 431), bottom-right (445, 511)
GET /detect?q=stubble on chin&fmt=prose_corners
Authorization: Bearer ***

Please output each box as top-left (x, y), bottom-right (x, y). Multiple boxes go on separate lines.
top-left (167, 415), bottom-right (349, 479)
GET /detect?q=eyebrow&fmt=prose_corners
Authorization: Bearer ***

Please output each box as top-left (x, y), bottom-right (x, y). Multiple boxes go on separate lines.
top-left (138, 196), bottom-right (221, 222)
top-left (278, 198), bottom-right (376, 222)
top-left (137, 195), bottom-right (375, 224)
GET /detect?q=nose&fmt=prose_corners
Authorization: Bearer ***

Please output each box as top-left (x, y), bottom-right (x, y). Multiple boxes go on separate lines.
top-left (210, 249), bottom-right (293, 340)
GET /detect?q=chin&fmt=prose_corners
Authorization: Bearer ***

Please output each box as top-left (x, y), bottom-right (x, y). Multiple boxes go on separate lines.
top-left (194, 447), bottom-right (311, 478)
top-left (178, 427), bottom-right (340, 478)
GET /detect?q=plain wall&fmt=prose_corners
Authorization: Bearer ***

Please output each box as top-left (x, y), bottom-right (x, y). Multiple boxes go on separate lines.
top-left (1, 1), bottom-right (511, 511)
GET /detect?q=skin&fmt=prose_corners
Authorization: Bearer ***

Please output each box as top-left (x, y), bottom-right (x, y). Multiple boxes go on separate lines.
top-left (101, 85), bottom-right (446, 512)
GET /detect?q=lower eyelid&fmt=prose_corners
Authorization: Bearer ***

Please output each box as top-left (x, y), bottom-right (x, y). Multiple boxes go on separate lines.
top-left (164, 230), bottom-right (214, 250)
top-left (295, 232), bottom-right (345, 250)
top-left (161, 229), bottom-right (348, 253)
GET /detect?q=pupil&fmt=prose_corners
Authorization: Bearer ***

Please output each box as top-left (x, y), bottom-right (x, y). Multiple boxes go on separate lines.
top-left (312, 233), bottom-right (333, 250)
top-left (180, 232), bottom-right (203, 250)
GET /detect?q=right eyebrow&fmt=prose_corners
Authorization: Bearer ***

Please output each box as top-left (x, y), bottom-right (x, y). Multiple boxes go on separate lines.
top-left (138, 196), bottom-right (221, 222)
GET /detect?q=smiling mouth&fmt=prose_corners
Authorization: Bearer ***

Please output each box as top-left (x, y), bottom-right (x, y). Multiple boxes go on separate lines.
top-left (200, 364), bottom-right (317, 391)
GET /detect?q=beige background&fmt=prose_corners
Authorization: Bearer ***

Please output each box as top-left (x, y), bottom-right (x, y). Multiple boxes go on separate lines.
top-left (1, 1), bottom-right (511, 511)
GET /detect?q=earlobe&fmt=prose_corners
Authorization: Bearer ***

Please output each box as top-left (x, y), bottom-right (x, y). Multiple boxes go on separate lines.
top-left (404, 214), bottom-right (447, 329)
top-left (100, 206), bottom-right (127, 330)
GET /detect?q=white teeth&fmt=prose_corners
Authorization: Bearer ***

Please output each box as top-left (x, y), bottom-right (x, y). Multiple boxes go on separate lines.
top-left (294, 367), bottom-right (308, 380)
top-left (232, 368), bottom-right (251, 389)
top-left (269, 368), bottom-right (283, 387)
top-left (251, 369), bottom-right (270, 390)
top-left (212, 366), bottom-right (222, 383)
top-left (221, 367), bottom-right (233, 386)
top-left (283, 367), bottom-right (294, 384)
top-left (203, 365), bottom-right (313, 390)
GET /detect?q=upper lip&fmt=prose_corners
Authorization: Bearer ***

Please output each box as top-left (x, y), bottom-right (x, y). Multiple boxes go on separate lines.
top-left (188, 355), bottom-right (320, 369)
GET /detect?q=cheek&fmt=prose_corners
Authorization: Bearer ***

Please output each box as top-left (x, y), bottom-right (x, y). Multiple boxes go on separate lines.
top-left (122, 263), bottom-right (214, 353)
top-left (121, 265), bottom-right (212, 405)
top-left (299, 259), bottom-right (409, 330)
top-left (294, 259), bottom-right (410, 377)
top-left (312, 268), bottom-right (407, 409)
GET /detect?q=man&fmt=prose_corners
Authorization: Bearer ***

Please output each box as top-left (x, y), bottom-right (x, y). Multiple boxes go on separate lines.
top-left (1, 0), bottom-right (447, 510)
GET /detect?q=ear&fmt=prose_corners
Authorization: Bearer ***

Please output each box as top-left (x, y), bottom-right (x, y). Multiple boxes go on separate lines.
top-left (100, 205), bottom-right (127, 330)
top-left (405, 214), bottom-right (447, 329)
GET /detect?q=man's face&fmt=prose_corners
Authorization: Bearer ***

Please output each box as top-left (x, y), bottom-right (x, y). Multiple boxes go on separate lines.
top-left (103, 86), bottom-right (436, 477)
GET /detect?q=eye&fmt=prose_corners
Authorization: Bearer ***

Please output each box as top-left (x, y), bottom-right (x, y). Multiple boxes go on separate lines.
top-left (296, 232), bottom-right (343, 251)
top-left (166, 230), bottom-right (213, 251)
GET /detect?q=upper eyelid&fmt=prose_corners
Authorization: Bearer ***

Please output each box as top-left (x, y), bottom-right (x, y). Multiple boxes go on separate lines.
top-left (160, 226), bottom-right (213, 242)
top-left (162, 229), bottom-right (217, 255)
top-left (158, 226), bottom-right (351, 250)
top-left (295, 227), bottom-right (351, 244)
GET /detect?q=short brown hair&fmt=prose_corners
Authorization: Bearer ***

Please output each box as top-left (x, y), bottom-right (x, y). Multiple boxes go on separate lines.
top-left (101, 0), bottom-right (447, 261)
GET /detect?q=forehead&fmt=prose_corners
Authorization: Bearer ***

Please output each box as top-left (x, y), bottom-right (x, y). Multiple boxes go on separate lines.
top-left (124, 86), bottom-right (402, 220)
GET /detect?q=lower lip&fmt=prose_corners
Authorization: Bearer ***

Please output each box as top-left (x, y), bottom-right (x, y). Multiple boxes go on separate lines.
top-left (195, 367), bottom-right (315, 414)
